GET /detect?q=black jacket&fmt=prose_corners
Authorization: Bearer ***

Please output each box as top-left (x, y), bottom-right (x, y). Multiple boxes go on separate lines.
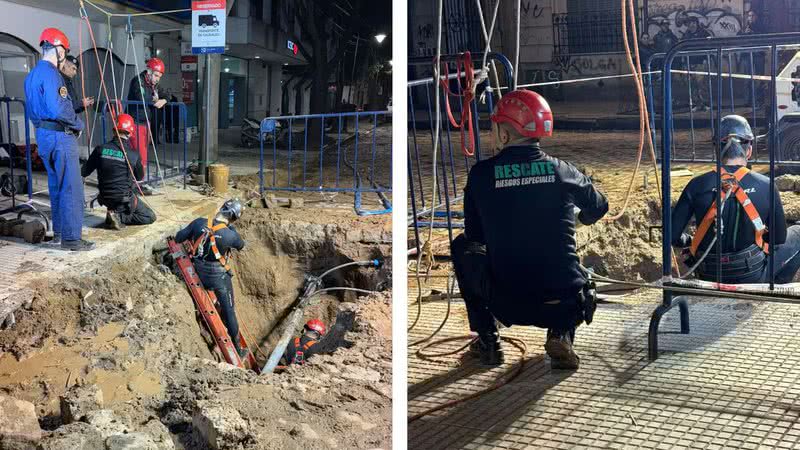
top-left (62, 76), bottom-right (84, 114)
top-left (653, 30), bottom-right (680, 54)
top-left (126, 71), bottom-right (166, 124)
top-left (284, 334), bottom-right (320, 364)
top-left (175, 218), bottom-right (245, 263)
top-left (81, 139), bottom-right (143, 205)
top-left (464, 144), bottom-right (609, 302)
top-left (671, 165), bottom-right (786, 253)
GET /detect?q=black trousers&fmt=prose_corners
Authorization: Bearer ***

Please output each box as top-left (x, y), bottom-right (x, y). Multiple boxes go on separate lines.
top-left (697, 225), bottom-right (800, 284)
top-left (451, 233), bottom-right (582, 334)
top-left (194, 260), bottom-right (241, 349)
top-left (107, 195), bottom-right (156, 225)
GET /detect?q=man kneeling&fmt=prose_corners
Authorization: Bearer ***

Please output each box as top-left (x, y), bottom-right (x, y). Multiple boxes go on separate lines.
top-left (452, 90), bottom-right (609, 370)
top-left (82, 113), bottom-right (156, 229)
top-left (672, 114), bottom-right (800, 283)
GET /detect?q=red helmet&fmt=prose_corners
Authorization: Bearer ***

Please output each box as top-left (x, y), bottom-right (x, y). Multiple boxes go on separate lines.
top-left (115, 114), bottom-right (135, 135)
top-left (490, 89), bottom-right (553, 139)
top-left (146, 57), bottom-right (165, 74)
top-left (304, 319), bottom-right (326, 336)
top-left (40, 28), bottom-right (70, 51)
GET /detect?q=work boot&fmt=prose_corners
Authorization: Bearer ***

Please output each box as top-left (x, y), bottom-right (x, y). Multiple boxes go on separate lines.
top-left (233, 342), bottom-right (249, 361)
top-left (139, 183), bottom-right (155, 196)
top-left (106, 210), bottom-right (126, 230)
top-left (468, 332), bottom-right (504, 367)
top-left (50, 234), bottom-right (61, 244)
top-left (545, 328), bottom-right (580, 370)
top-left (61, 239), bottom-right (96, 252)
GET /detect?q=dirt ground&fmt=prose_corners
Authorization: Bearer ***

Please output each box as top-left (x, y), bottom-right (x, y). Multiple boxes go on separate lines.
top-left (0, 178), bottom-right (392, 449)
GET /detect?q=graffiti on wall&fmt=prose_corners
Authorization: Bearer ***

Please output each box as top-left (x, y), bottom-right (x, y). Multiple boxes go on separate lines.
top-left (647, 0), bottom-right (742, 39)
top-left (552, 54), bottom-right (626, 76)
top-left (521, 1), bottom-right (545, 19)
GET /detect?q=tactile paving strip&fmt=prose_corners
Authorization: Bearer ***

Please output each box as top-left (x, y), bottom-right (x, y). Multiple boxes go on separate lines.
top-left (408, 278), bottom-right (800, 449)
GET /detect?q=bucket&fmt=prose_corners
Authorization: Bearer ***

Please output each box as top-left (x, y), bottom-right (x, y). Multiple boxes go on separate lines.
top-left (208, 164), bottom-right (230, 194)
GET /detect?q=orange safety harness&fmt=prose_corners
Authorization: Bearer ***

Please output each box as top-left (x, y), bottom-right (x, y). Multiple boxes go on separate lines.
top-left (189, 217), bottom-right (232, 271)
top-left (439, 51), bottom-right (476, 157)
top-left (292, 336), bottom-right (317, 364)
top-left (690, 167), bottom-right (769, 257)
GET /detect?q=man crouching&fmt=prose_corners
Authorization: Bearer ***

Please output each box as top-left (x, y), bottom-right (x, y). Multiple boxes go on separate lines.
top-left (82, 113), bottom-right (156, 229)
top-left (452, 90), bottom-right (609, 370)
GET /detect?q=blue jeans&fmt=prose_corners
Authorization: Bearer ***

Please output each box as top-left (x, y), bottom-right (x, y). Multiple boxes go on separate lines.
top-left (194, 260), bottom-right (241, 348)
top-left (35, 129), bottom-right (84, 241)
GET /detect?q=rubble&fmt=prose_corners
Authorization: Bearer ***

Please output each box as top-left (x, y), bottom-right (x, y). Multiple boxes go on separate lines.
top-left (0, 395), bottom-right (42, 445)
top-left (60, 384), bottom-right (104, 424)
top-left (192, 403), bottom-right (253, 450)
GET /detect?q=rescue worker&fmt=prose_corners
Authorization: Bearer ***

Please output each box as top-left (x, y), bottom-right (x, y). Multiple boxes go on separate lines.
top-left (283, 319), bottom-right (326, 365)
top-left (672, 115), bottom-right (800, 284)
top-left (126, 57), bottom-right (167, 184)
top-left (452, 90), bottom-right (609, 370)
top-left (59, 55), bottom-right (94, 115)
top-left (175, 199), bottom-right (248, 359)
top-left (81, 113), bottom-right (156, 229)
top-left (24, 28), bottom-right (94, 251)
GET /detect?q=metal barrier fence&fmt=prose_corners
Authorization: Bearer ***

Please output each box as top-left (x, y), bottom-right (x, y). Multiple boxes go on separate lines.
top-left (0, 97), bottom-right (32, 208)
top-left (661, 33), bottom-right (800, 294)
top-left (645, 45), bottom-right (800, 165)
top-left (407, 52), bottom-right (514, 254)
top-left (648, 33), bottom-right (800, 360)
top-left (258, 111), bottom-right (392, 216)
top-left (97, 100), bottom-right (189, 187)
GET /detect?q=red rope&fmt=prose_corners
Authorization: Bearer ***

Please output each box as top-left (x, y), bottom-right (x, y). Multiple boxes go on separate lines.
top-left (438, 51), bottom-right (476, 157)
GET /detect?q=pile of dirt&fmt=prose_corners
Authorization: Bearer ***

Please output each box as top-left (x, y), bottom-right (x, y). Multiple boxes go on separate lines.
top-left (578, 199), bottom-right (664, 281)
top-left (0, 206), bottom-right (392, 449)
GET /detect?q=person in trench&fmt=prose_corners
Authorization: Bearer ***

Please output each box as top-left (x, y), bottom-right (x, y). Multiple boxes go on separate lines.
top-left (451, 89), bottom-right (609, 370)
top-left (672, 115), bottom-right (800, 284)
top-left (81, 113), bottom-right (156, 229)
top-left (282, 319), bottom-right (326, 365)
top-left (175, 199), bottom-right (249, 360)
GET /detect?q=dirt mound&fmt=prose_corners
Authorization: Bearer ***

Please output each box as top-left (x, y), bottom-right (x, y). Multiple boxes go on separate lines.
top-left (579, 199), bottom-right (663, 281)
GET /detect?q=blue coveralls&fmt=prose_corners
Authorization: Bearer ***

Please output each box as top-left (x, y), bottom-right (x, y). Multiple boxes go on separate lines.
top-left (24, 59), bottom-right (85, 241)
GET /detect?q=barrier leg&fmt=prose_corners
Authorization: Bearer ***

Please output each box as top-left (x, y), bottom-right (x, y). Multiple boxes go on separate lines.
top-left (648, 291), bottom-right (690, 361)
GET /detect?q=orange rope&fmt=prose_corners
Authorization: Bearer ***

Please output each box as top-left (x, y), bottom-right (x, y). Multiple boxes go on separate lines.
top-left (78, 10), bottom-right (185, 223)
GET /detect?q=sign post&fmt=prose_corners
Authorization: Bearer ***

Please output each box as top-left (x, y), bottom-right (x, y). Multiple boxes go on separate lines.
top-left (191, 0), bottom-right (226, 54)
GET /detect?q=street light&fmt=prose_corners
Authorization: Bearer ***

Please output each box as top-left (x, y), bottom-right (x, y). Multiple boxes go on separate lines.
top-left (374, 33), bottom-right (387, 44)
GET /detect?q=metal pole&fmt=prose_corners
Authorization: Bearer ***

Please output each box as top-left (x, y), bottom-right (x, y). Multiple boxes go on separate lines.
top-left (199, 53), bottom-right (221, 183)
top-left (350, 38), bottom-right (360, 104)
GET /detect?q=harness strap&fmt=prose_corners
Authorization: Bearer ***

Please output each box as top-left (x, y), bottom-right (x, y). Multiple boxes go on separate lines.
top-left (690, 167), bottom-right (769, 256)
top-left (188, 217), bottom-right (231, 271)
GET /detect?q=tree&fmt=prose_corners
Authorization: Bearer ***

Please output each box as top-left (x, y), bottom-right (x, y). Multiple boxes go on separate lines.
top-left (290, 0), bottom-right (357, 116)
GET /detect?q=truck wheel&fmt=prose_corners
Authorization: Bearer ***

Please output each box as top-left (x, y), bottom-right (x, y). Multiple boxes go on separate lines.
top-left (779, 120), bottom-right (800, 162)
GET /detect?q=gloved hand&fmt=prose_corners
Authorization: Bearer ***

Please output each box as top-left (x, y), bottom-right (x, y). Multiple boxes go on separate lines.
top-left (676, 232), bottom-right (692, 248)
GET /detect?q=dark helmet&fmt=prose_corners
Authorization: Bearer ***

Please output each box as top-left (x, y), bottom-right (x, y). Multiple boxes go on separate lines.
top-left (720, 115), bottom-right (754, 143)
top-left (219, 198), bottom-right (243, 222)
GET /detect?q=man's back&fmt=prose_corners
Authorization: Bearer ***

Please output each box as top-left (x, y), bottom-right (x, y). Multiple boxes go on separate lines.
top-left (175, 217), bottom-right (245, 262)
top-left (671, 166), bottom-right (787, 253)
top-left (81, 140), bottom-right (142, 204)
top-left (464, 145), bottom-right (608, 301)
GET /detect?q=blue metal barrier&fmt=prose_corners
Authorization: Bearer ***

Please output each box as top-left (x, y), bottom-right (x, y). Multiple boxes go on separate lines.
top-left (650, 32), bottom-right (800, 361)
top-left (645, 45), bottom-right (800, 165)
top-left (407, 52), bottom-right (514, 254)
top-left (98, 100), bottom-right (188, 188)
top-left (0, 97), bottom-right (32, 208)
top-left (258, 111), bottom-right (392, 216)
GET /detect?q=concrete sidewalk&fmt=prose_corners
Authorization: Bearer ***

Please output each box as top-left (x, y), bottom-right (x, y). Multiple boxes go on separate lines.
top-left (408, 277), bottom-right (800, 449)
top-left (0, 182), bottom-right (222, 328)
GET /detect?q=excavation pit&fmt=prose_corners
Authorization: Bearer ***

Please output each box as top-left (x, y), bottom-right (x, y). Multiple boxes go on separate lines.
top-left (0, 203), bottom-right (392, 449)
